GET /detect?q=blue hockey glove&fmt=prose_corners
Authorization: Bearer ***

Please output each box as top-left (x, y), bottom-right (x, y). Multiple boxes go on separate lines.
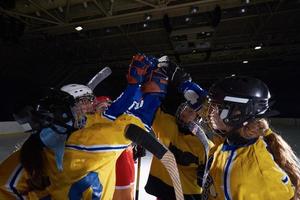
top-left (178, 81), bottom-right (208, 111)
top-left (126, 54), bottom-right (158, 84)
top-left (141, 67), bottom-right (168, 97)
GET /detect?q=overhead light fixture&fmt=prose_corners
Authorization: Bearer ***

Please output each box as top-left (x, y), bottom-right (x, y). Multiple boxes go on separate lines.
top-left (206, 32), bottom-right (211, 36)
top-left (254, 45), bottom-right (262, 50)
top-left (243, 60), bottom-right (248, 64)
top-left (145, 14), bottom-right (152, 21)
top-left (245, 0), bottom-right (250, 4)
top-left (192, 49), bottom-right (197, 53)
top-left (75, 26), bottom-right (83, 31)
top-left (58, 6), bottom-right (63, 13)
top-left (241, 8), bottom-right (246, 13)
top-left (185, 17), bottom-right (191, 22)
top-left (190, 6), bottom-right (199, 14)
top-left (142, 23), bottom-right (148, 28)
top-left (83, 2), bottom-right (88, 8)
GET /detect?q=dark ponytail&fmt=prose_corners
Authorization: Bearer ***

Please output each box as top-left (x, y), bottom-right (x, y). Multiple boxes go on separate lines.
top-left (20, 134), bottom-right (50, 191)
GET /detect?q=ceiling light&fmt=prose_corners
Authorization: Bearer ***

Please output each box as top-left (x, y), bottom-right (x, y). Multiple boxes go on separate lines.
top-left (185, 17), bottom-right (191, 22)
top-left (192, 49), bottom-right (197, 53)
top-left (145, 14), bottom-right (152, 21)
top-left (58, 6), bottom-right (63, 13)
top-left (243, 60), bottom-right (248, 64)
top-left (83, 2), bottom-right (88, 8)
top-left (241, 8), bottom-right (246, 13)
top-left (254, 45), bottom-right (262, 50)
top-left (206, 32), bottom-right (211, 36)
top-left (75, 26), bottom-right (83, 31)
top-left (143, 23), bottom-right (148, 28)
top-left (190, 6), bottom-right (199, 14)
top-left (245, 0), bottom-right (250, 4)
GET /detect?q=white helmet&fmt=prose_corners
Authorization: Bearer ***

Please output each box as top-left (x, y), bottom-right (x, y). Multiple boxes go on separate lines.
top-left (61, 84), bottom-right (93, 99)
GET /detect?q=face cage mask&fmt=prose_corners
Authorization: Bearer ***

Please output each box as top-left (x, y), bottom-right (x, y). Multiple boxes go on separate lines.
top-left (71, 94), bottom-right (97, 129)
top-left (207, 99), bottom-right (265, 137)
top-left (175, 102), bottom-right (203, 134)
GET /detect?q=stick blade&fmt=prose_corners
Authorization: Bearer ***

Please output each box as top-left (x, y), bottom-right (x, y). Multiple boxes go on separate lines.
top-left (87, 67), bottom-right (112, 91)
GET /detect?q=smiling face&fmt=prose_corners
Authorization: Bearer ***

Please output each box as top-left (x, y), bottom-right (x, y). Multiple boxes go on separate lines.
top-left (74, 95), bottom-right (96, 115)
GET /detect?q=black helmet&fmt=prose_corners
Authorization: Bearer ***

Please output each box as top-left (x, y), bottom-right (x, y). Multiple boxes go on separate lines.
top-left (13, 88), bottom-right (76, 133)
top-left (208, 75), bottom-right (274, 127)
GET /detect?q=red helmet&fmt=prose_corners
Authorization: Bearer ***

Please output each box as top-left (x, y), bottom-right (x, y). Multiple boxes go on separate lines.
top-left (95, 96), bottom-right (112, 112)
top-left (96, 96), bottom-right (111, 103)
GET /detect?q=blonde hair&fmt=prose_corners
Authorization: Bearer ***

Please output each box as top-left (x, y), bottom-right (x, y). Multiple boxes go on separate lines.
top-left (242, 119), bottom-right (300, 199)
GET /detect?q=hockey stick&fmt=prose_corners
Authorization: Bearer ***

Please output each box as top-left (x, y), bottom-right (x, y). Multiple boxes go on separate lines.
top-left (191, 122), bottom-right (210, 187)
top-left (135, 156), bottom-right (141, 200)
top-left (126, 124), bottom-right (184, 200)
top-left (87, 66), bottom-right (112, 91)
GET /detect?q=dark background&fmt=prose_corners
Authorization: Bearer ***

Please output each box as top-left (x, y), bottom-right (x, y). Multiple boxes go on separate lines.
top-left (1, 0), bottom-right (300, 120)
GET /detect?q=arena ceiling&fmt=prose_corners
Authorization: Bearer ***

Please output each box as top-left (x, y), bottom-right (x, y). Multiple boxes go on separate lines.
top-left (0, 0), bottom-right (300, 119)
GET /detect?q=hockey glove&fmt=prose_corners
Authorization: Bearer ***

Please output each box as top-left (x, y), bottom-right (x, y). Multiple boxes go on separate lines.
top-left (167, 62), bottom-right (192, 86)
top-left (178, 81), bottom-right (208, 111)
top-left (141, 67), bottom-right (169, 97)
top-left (126, 54), bottom-right (158, 84)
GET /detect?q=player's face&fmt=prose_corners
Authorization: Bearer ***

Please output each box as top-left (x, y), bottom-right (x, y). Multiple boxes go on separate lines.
top-left (179, 106), bottom-right (197, 124)
top-left (75, 95), bottom-right (96, 115)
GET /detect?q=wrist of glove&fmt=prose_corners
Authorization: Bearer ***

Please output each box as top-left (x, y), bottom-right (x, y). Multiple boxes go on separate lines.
top-left (126, 54), bottom-right (158, 84)
top-left (167, 63), bottom-right (192, 86)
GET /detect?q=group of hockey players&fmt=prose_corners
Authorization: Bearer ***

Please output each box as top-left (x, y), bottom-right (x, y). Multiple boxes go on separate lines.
top-left (0, 53), bottom-right (299, 200)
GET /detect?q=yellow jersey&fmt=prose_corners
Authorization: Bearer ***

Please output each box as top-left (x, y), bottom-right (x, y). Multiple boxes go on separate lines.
top-left (0, 150), bottom-right (49, 200)
top-left (145, 109), bottom-right (213, 199)
top-left (202, 137), bottom-right (295, 200)
top-left (44, 113), bottom-right (146, 200)
top-left (0, 113), bottom-right (147, 200)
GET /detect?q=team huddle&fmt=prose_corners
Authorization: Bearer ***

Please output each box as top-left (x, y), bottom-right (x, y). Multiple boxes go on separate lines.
top-left (0, 54), bottom-right (299, 200)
